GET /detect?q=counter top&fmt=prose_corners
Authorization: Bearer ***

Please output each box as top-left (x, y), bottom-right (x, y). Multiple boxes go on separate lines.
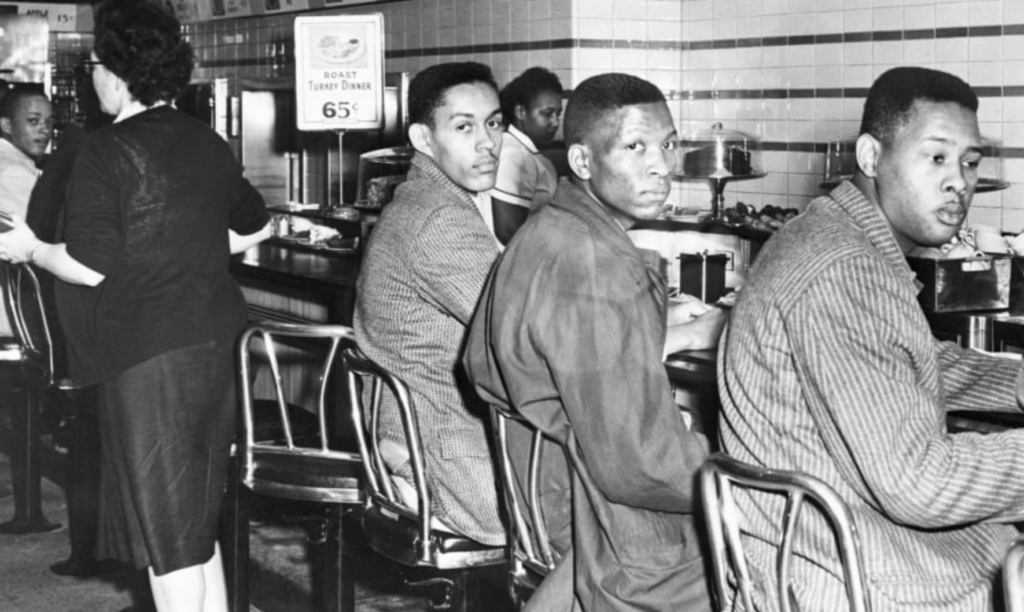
top-left (267, 204), bottom-right (378, 228)
top-left (232, 242), bottom-right (718, 386)
top-left (231, 243), bottom-right (360, 291)
top-left (633, 217), bottom-right (772, 242)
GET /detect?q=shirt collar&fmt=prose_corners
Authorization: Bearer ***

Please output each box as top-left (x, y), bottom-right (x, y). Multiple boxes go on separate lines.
top-left (827, 180), bottom-right (919, 288)
top-left (115, 100), bottom-right (168, 124)
top-left (0, 138), bottom-right (37, 169)
top-left (507, 125), bottom-right (539, 153)
top-left (551, 177), bottom-right (656, 273)
top-left (410, 150), bottom-right (480, 209)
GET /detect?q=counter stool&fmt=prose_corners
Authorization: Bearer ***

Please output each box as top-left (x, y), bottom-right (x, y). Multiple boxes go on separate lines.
top-left (490, 406), bottom-right (562, 609)
top-left (699, 452), bottom-right (871, 612)
top-left (225, 321), bottom-right (362, 612)
top-left (1005, 535), bottom-right (1024, 612)
top-left (0, 261), bottom-right (61, 534)
top-left (342, 347), bottom-right (507, 612)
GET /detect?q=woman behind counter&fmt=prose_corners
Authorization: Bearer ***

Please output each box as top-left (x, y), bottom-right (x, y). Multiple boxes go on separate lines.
top-left (489, 66), bottom-right (564, 244)
top-left (0, 1), bottom-right (271, 611)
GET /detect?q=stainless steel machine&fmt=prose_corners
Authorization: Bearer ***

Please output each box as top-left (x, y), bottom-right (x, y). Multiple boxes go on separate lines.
top-left (238, 72), bottom-right (409, 209)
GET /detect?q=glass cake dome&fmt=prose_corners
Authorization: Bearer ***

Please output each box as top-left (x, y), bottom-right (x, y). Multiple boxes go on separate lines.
top-left (674, 123), bottom-right (766, 220)
top-left (675, 122), bottom-right (764, 180)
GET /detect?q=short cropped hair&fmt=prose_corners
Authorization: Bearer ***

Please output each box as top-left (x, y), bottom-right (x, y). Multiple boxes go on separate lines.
top-left (563, 73), bottom-right (666, 146)
top-left (0, 85), bottom-right (48, 121)
top-left (93, 0), bottom-right (193, 106)
top-left (408, 62), bottom-right (498, 127)
top-left (499, 67), bottom-right (563, 127)
top-left (860, 66), bottom-right (978, 146)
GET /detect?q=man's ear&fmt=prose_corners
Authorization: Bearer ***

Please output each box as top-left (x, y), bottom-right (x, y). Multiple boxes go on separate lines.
top-left (0, 117), bottom-right (10, 138)
top-left (408, 123), bottom-right (432, 157)
top-left (856, 133), bottom-right (881, 178)
top-left (567, 143), bottom-right (592, 181)
top-left (514, 103), bottom-right (527, 123)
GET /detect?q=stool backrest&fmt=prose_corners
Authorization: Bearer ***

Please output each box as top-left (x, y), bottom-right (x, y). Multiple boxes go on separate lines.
top-left (236, 321), bottom-right (361, 502)
top-left (342, 346), bottom-right (433, 562)
top-left (491, 406), bottom-right (561, 606)
top-left (1005, 536), bottom-right (1024, 612)
top-left (700, 452), bottom-right (870, 612)
top-left (0, 261), bottom-right (53, 384)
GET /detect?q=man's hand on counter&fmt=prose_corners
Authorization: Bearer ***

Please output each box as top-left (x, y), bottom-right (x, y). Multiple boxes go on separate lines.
top-left (663, 307), bottom-right (728, 358)
top-left (666, 293), bottom-right (712, 325)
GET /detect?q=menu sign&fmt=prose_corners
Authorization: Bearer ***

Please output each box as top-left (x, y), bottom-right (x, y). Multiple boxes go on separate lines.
top-left (294, 14), bottom-right (384, 132)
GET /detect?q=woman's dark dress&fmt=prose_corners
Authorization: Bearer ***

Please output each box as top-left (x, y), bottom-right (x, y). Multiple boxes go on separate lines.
top-left (56, 105), bottom-right (269, 575)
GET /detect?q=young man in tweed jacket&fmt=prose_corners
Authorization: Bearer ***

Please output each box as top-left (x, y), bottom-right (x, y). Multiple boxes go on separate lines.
top-left (354, 62), bottom-right (506, 545)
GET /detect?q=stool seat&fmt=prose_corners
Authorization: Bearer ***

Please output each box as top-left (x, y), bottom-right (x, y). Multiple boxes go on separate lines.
top-left (247, 451), bottom-right (363, 503)
top-left (343, 348), bottom-right (507, 611)
top-left (226, 321), bottom-right (362, 612)
top-left (491, 407), bottom-right (563, 608)
top-left (0, 338), bottom-right (26, 361)
top-left (1005, 535), bottom-right (1024, 612)
top-left (699, 453), bottom-right (871, 612)
top-left (362, 505), bottom-right (505, 569)
top-left (249, 398), bottom-right (319, 443)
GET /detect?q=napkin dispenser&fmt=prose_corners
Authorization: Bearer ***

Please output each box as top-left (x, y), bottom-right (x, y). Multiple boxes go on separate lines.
top-left (679, 251), bottom-right (729, 303)
top-left (907, 255), bottom-right (1010, 313)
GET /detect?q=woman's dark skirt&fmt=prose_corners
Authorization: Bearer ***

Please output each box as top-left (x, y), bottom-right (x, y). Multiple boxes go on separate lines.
top-left (94, 338), bottom-right (235, 576)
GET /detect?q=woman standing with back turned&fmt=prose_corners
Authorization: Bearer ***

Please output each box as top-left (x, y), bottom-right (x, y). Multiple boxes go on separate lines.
top-left (0, 1), bottom-right (271, 610)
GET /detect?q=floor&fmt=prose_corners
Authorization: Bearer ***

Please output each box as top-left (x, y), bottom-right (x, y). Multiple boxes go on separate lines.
top-left (0, 401), bottom-right (514, 612)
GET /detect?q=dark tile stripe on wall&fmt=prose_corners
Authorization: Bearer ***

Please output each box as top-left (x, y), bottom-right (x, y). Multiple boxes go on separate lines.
top-left (736, 142), bottom-right (1024, 159)
top-left (671, 86), bottom-right (1022, 100)
top-left (379, 22), bottom-right (1024, 60)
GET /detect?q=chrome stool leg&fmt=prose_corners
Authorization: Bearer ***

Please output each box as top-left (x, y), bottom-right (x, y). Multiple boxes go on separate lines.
top-left (51, 387), bottom-right (104, 576)
top-left (316, 505), bottom-right (355, 612)
top-left (0, 386), bottom-right (60, 534)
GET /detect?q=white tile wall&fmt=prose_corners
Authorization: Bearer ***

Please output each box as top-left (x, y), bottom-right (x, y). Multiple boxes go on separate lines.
top-left (185, 0), bottom-right (1022, 226)
top-left (663, 0), bottom-right (1022, 220)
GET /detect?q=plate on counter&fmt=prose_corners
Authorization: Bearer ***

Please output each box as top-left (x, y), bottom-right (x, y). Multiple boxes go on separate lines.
top-left (320, 245), bottom-right (358, 254)
top-left (664, 214), bottom-right (705, 223)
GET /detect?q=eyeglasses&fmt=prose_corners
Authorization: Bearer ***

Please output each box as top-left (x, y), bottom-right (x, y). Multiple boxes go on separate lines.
top-left (80, 59), bottom-right (103, 74)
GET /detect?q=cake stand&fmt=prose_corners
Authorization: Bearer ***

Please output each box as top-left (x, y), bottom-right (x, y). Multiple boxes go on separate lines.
top-left (699, 172), bottom-right (767, 221)
top-left (674, 123), bottom-right (766, 222)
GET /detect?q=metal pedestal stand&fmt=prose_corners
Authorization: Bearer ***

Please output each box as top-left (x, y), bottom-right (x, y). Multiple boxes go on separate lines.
top-left (677, 172), bottom-right (766, 222)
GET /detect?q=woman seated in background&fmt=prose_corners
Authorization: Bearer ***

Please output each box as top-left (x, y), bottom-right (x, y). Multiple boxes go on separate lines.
top-left (0, 1), bottom-right (271, 611)
top-left (489, 66), bottom-right (564, 244)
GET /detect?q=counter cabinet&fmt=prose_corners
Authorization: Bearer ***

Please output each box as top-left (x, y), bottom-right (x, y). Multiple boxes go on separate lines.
top-left (231, 243), bottom-right (360, 326)
top-left (631, 218), bottom-right (770, 294)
